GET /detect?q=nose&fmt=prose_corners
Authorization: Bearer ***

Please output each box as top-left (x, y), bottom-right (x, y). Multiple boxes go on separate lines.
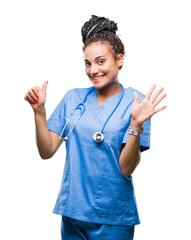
top-left (89, 64), bottom-right (98, 76)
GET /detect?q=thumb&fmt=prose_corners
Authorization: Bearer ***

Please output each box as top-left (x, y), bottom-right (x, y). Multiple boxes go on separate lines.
top-left (134, 92), bottom-right (139, 103)
top-left (42, 80), bottom-right (48, 94)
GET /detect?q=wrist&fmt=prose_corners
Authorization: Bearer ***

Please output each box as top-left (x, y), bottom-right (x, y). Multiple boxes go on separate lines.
top-left (33, 105), bottom-right (46, 115)
top-left (130, 120), bottom-right (143, 131)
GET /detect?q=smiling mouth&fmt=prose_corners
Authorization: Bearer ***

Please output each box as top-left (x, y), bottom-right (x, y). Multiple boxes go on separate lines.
top-left (91, 74), bottom-right (106, 80)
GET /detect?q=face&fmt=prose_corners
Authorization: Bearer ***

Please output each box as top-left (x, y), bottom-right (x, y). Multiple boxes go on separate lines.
top-left (84, 42), bottom-right (123, 89)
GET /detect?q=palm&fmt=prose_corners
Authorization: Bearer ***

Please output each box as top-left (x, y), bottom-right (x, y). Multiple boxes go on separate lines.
top-left (131, 85), bottom-right (166, 126)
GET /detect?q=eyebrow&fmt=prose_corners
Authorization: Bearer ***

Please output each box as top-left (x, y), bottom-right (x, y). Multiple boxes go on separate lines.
top-left (84, 55), bottom-right (106, 61)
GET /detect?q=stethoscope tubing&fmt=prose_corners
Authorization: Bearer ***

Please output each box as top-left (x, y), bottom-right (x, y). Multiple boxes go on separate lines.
top-left (59, 84), bottom-right (124, 141)
top-left (59, 87), bottom-right (95, 141)
top-left (100, 83), bottom-right (124, 133)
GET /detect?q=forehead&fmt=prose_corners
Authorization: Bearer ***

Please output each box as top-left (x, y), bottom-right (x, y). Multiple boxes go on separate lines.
top-left (84, 42), bottom-right (113, 60)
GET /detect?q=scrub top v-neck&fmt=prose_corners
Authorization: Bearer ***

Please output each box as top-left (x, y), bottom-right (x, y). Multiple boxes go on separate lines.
top-left (47, 86), bottom-right (151, 226)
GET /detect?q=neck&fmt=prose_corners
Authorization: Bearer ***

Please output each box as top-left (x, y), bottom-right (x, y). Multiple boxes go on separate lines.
top-left (96, 81), bottom-right (122, 99)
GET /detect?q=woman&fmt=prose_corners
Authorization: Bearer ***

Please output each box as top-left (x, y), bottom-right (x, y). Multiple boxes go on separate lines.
top-left (24, 15), bottom-right (166, 240)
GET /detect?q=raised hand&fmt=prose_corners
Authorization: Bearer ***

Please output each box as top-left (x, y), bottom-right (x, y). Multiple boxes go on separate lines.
top-left (24, 81), bottom-right (48, 111)
top-left (130, 85), bottom-right (167, 129)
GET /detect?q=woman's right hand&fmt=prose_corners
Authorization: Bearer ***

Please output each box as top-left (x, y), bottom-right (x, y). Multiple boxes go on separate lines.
top-left (24, 81), bottom-right (48, 111)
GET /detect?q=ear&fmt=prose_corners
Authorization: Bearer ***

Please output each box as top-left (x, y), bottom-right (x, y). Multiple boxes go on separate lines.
top-left (116, 54), bottom-right (124, 69)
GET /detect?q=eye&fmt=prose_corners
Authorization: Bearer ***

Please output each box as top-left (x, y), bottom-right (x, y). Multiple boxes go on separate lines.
top-left (85, 61), bottom-right (91, 67)
top-left (98, 60), bottom-right (105, 65)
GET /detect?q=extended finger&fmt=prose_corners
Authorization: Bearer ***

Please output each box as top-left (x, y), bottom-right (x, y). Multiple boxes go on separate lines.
top-left (42, 81), bottom-right (48, 95)
top-left (146, 84), bottom-right (156, 100)
top-left (150, 87), bottom-right (164, 103)
top-left (134, 92), bottom-right (139, 104)
top-left (154, 92), bottom-right (167, 107)
top-left (154, 105), bottom-right (167, 114)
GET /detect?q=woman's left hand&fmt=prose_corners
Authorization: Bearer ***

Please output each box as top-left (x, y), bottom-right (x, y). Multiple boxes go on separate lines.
top-left (130, 84), bottom-right (167, 129)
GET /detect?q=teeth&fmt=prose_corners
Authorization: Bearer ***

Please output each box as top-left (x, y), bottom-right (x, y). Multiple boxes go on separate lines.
top-left (92, 75), bottom-right (104, 80)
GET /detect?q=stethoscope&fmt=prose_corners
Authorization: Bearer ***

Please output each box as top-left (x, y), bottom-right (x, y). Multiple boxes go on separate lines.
top-left (59, 83), bottom-right (124, 143)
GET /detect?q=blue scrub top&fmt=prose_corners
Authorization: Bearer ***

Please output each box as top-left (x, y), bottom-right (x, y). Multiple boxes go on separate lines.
top-left (47, 86), bottom-right (151, 226)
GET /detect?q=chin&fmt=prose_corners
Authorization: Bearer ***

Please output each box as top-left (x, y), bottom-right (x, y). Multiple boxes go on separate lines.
top-left (92, 82), bottom-right (106, 89)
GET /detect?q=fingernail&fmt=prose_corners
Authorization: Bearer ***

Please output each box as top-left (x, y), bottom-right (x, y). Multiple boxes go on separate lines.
top-left (46, 81), bottom-right (48, 84)
top-left (33, 99), bottom-right (38, 104)
top-left (36, 96), bottom-right (39, 99)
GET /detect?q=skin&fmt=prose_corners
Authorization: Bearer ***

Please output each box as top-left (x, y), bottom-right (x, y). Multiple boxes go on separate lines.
top-left (84, 42), bottom-right (124, 106)
top-left (24, 41), bottom-right (166, 176)
top-left (119, 84), bottom-right (166, 176)
top-left (24, 81), bottom-right (62, 159)
top-left (84, 42), bottom-right (166, 175)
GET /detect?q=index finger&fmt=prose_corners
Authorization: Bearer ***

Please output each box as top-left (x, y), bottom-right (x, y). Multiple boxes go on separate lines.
top-left (145, 84), bottom-right (156, 100)
top-left (32, 86), bottom-right (41, 96)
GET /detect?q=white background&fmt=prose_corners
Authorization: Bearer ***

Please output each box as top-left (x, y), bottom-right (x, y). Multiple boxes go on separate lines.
top-left (0, 0), bottom-right (191, 239)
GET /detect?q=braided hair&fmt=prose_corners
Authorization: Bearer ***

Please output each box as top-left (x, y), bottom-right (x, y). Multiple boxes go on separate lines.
top-left (81, 15), bottom-right (125, 69)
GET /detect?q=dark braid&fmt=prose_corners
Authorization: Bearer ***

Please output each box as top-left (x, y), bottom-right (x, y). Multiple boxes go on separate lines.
top-left (81, 15), bottom-right (117, 43)
top-left (81, 15), bottom-right (125, 69)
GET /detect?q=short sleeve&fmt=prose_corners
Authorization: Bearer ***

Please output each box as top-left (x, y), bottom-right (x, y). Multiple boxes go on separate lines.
top-left (122, 118), bottom-right (151, 152)
top-left (47, 94), bottom-right (67, 136)
top-left (140, 118), bottom-right (151, 152)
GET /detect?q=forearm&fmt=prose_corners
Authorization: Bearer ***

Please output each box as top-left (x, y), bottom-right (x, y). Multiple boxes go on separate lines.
top-left (119, 121), bottom-right (142, 176)
top-left (34, 107), bottom-right (52, 159)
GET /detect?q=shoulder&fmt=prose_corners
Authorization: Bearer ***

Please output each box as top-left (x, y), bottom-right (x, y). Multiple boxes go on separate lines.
top-left (124, 87), bottom-right (145, 102)
top-left (61, 87), bottom-right (90, 105)
top-left (66, 87), bottom-right (89, 95)
top-left (65, 88), bottom-right (89, 97)
top-left (57, 88), bottom-right (89, 100)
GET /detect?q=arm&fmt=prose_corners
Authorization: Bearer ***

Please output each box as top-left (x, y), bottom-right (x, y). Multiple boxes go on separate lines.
top-left (119, 123), bottom-right (141, 176)
top-left (119, 85), bottom-right (166, 176)
top-left (34, 106), bottom-right (62, 159)
top-left (24, 81), bottom-right (62, 159)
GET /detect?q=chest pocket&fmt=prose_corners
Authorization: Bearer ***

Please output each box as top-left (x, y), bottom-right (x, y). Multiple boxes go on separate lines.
top-left (103, 117), bottom-right (130, 149)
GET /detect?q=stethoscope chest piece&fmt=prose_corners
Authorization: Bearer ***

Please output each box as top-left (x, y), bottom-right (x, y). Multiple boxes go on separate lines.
top-left (59, 83), bottom-right (124, 142)
top-left (93, 132), bottom-right (104, 143)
